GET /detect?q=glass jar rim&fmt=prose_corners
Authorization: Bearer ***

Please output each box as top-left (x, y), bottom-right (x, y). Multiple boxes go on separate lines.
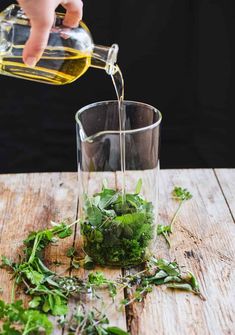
top-left (75, 100), bottom-right (162, 142)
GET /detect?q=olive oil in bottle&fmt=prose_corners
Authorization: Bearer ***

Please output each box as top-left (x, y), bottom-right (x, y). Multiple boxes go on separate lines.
top-left (0, 5), bottom-right (118, 84)
top-left (0, 47), bottom-right (91, 85)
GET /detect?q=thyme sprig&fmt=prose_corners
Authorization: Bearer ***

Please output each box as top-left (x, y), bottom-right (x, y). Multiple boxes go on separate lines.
top-left (60, 305), bottom-right (129, 335)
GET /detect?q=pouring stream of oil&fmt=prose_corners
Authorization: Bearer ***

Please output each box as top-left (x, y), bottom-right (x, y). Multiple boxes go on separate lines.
top-left (111, 65), bottom-right (126, 201)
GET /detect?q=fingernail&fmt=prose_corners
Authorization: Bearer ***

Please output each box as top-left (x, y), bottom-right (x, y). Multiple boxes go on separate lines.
top-left (25, 57), bottom-right (37, 67)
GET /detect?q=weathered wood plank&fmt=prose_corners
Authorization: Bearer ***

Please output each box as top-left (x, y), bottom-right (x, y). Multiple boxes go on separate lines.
top-left (214, 168), bottom-right (235, 222)
top-left (0, 173), bottom-right (78, 334)
top-left (1, 170), bottom-right (235, 334)
top-left (123, 169), bottom-right (235, 335)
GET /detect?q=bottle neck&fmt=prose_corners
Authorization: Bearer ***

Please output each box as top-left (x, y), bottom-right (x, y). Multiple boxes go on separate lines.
top-left (90, 44), bottom-right (119, 75)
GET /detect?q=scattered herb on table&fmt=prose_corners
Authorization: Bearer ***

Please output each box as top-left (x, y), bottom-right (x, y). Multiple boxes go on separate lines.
top-left (157, 186), bottom-right (192, 246)
top-left (119, 256), bottom-right (205, 307)
top-left (60, 304), bottom-right (130, 335)
top-left (0, 188), bottom-right (204, 335)
top-left (66, 247), bottom-right (95, 270)
top-left (0, 299), bottom-right (53, 334)
top-left (81, 180), bottom-right (155, 267)
top-left (1, 220), bottom-right (78, 316)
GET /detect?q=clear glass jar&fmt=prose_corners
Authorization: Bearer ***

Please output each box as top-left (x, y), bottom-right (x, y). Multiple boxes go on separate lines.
top-left (0, 4), bottom-right (118, 84)
top-left (76, 101), bottom-right (162, 267)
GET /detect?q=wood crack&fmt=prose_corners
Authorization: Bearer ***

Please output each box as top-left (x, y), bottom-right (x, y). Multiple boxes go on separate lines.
top-left (213, 169), bottom-right (235, 223)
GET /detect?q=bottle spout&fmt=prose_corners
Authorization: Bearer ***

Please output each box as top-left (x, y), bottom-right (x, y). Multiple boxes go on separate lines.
top-left (91, 44), bottom-right (119, 75)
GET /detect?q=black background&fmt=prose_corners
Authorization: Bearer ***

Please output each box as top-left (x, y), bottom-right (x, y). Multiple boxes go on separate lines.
top-left (0, 0), bottom-right (234, 173)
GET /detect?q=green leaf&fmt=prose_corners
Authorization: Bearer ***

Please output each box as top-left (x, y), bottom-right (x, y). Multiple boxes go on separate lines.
top-left (135, 179), bottom-right (142, 194)
top-left (120, 299), bottom-right (129, 306)
top-left (93, 230), bottom-right (104, 243)
top-left (157, 225), bottom-right (171, 247)
top-left (0, 300), bottom-right (6, 318)
top-left (0, 300), bottom-right (53, 334)
top-left (57, 226), bottom-right (73, 239)
top-left (93, 195), bottom-right (101, 207)
top-left (42, 298), bottom-right (50, 313)
top-left (126, 195), bottom-right (139, 209)
top-left (87, 205), bottom-right (102, 226)
top-left (0, 256), bottom-right (13, 268)
top-left (155, 259), bottom-right (180, 276)
top-left (28, 296), bottom-right (41, 308)
top-left (66, 246), bottom-right (76, 258)
top-left (34, 257), bottom-right (54, 275)
top-left (24, 309), bottom-right (53, 334)
top-left (103, 209), bottom-right (116, 218)
top-left (45, 276), bottom-right (61, 288)
top-left (71, 259), bottom-right (80, 269)
top-left (83, 255), bottom-right (95, 270)
top-left (1, 325), bottom-right (21, 335)
top-left (157, 224), bottom-right (171, 235)
top-left (149, 270), bottom-right (168, 280)
top-left (106, 326), bottom-right (130, 335)
top-left (98, 191), bottom-right (119, 210)
top-left (172, 186), bottom-right (192, 201)
top-left (88, 272), bottom-right (107, 286)
top-left (25, 269), bottom-right (44, 285)
top-left (51, 295), bottom-right (68, 316)
top-left (108, 283), bottom-right (117, 298)
top-left (167, 283), bottom-right (194, 292)
top-left (186, 271), bottom-right (200, 292)
top-left (115, 212), bottom-right (145, 225)
top-left (164, 276), bottom-right (182, 283)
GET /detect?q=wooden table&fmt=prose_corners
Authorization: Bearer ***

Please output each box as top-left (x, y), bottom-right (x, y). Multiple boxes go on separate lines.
top-left (0, 169), bottom-right (235, 335)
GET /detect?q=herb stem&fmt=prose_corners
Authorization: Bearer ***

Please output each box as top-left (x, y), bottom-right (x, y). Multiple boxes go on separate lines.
top-left (163, 232), bottom-right (171, 247)
top-left (66, 219), bottom-right (80, 229)
top-left (28, 234), bottom-right (41, 264)
top-left (170, 200), bottom-right (184, 231)
top-left (75, 313), bottom-right (89, 334)
top-left (11, 280), bottom-right (16, 303)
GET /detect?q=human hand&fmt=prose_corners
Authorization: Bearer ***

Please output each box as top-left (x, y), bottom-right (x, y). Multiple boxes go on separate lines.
top-left (17, 0), bottom-right (83, 67)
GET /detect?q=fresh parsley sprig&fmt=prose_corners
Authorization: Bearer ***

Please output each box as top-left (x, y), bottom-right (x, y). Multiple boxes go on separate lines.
top-left (157, 186), bottom-right (192, 246)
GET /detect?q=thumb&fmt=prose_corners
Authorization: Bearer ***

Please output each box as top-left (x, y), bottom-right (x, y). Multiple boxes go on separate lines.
top-left (23, 18), bottom-right (54, 67)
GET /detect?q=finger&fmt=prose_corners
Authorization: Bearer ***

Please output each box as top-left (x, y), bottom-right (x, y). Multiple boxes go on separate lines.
top-left (23, 17), bottom-right (54, 67)
top-left (62, 0), bottom-right (83, 27)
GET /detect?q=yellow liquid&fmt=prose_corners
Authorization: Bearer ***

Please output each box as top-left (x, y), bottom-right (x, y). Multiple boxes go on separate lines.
top-left (0, 46), bottom-right (91, 85)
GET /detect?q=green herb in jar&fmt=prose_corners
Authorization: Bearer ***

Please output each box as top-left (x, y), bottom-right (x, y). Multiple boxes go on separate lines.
top-left (81, 180), bottom-right (155, 267)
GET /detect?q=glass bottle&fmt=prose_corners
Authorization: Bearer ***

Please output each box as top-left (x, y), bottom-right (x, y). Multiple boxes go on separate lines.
top-left (0, 4), bottom-right (118, 84)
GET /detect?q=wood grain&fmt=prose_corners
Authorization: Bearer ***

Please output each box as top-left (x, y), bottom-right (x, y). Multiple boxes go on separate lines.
top-left (124, 169), bottom-right (235, 335)
top-left (0, 170), bottom-right (235, 335)
top-left (0, 173), bottom-right (78, 334)
top-left (214, 168), bottom-right (235, 222)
